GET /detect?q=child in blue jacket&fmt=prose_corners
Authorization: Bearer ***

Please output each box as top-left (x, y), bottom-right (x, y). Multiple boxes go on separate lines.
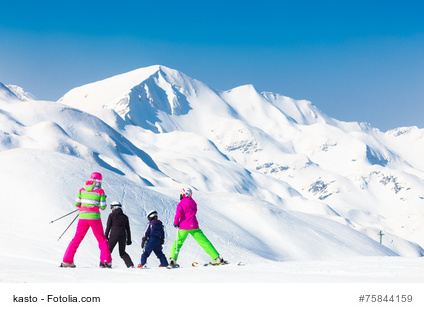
top-left (138, 210), bottom-right (169, 268)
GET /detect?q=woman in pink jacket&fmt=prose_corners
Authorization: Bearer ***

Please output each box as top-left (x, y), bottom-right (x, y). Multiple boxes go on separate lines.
top-left (168, 186), bottom-right (224, 268)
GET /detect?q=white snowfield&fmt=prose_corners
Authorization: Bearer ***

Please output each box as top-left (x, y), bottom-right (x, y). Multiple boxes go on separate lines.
top-left (0, 67), bottom-right (423, 312)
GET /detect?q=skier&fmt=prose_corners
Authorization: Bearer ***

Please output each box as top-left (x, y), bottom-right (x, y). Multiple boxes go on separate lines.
top-left (61, 172), bottom-right (112, 268)
top-left (105, 201), bottom-right (134, 268)
top-left (138, 210), bottom-right (168, 268)
top-left (168, 186), bottom-right (224, 268)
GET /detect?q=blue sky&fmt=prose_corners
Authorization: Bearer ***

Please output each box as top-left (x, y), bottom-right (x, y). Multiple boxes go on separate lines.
top-left (1, 0), bottom-right (423, 131)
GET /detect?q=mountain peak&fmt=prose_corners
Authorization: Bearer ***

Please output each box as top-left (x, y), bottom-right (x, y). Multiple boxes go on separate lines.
top-left (0, 83), bottom-right (21, 103)
top-left (7, 84), bottom-right (37, 101)
top-left (58, 65), bottom-right (202, 132)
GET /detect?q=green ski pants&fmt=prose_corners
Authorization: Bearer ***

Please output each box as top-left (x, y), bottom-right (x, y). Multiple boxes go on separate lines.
top-left (169, 228), bottom-right (219, 260)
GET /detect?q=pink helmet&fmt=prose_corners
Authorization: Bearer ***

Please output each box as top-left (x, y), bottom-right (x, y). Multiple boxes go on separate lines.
top-left (90, 172), bottom-right (103, 181)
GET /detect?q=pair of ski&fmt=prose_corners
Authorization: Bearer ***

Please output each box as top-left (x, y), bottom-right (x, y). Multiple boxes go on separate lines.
top-left (192, 260), bottom-right (230, 267)
top-left (166, 261), bottom-right (245, 269)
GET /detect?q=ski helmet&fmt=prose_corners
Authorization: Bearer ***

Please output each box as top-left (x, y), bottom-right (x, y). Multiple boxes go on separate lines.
top-left (181, 186), bottom-right (192, 198)
top-left (90, 172), bottom-right (103, 181)
top-left (110, 201), bottom-right (122, 210)
top-left (147, 210), bottom-right (158, 221)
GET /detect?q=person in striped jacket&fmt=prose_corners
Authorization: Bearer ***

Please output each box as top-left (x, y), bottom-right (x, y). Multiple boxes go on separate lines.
top-left (61, 172), bottom-right (112, 268)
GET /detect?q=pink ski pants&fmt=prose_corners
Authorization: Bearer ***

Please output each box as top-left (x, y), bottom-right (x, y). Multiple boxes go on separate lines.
top-left (63, 219), bottom-right (112, 264)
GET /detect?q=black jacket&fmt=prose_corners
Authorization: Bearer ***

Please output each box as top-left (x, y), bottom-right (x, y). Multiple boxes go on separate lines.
top-left (105, 208), bottom-right (131, 242)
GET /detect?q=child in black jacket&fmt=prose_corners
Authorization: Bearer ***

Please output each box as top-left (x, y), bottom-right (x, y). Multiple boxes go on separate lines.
top-left (138, 210), bottom-right (168, 268)
top-left (105, 201), bottom-right (134, 268)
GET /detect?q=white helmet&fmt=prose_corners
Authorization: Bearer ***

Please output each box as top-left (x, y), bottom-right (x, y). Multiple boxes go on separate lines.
top-left (147, 210), bottom-right (158, 221)
top-left (110, 201), bottom-right (122, 210)
top-left (181, 186), bottom-right (192, 198)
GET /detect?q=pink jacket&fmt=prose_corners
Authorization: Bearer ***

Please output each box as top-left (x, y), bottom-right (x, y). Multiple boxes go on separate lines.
top-left (174, 197), bottom-right (199, 230)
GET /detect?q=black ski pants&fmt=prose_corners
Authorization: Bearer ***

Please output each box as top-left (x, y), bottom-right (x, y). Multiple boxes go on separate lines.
top-left (108, 235), bottom-right (134, 268)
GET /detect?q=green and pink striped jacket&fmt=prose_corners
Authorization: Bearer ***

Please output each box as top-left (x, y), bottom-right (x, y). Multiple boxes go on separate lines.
top-left (75, 180), bottom-right (107, 220)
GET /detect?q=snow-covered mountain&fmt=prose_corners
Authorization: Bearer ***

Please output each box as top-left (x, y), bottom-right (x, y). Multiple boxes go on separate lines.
top-left (0, 82), bottom-right (20, 102)
top-left (59, 65), bottom-right (424, 251)
top-left (6, 84), bottom-right (37, 101)
top-left (1, 65), bottom-right (424, 284)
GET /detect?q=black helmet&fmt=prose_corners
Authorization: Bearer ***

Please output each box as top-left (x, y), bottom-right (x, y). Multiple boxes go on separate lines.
top-left (147, 210), bottom-right (158, 221)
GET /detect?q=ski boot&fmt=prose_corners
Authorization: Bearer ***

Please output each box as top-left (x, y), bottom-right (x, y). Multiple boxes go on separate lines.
top-left (166, 258), bottom-right (179, 269)
top-left (99, 261), bottom-right (112, 268)
top-left (209, 257), bottom-right (228, 266)
top-left (60, 262), bottom-right (76, 268)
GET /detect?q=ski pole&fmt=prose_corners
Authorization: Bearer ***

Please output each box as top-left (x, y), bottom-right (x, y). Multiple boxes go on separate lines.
top-left (57, 213), bottom-right (79, 241)
top-left (50, 209), bottom-right (79, 224)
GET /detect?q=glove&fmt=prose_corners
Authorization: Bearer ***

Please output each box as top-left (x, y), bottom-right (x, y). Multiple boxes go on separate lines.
top-left (141, 236), bottom-right (147, 249)
top-left (127, 240), bottom-right (132, 246)
top-left (174, 224), bottom-right (179, 228)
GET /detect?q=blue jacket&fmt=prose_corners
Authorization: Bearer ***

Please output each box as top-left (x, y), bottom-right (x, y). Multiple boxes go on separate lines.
top-left (144, 219), bottom-right (165, 240)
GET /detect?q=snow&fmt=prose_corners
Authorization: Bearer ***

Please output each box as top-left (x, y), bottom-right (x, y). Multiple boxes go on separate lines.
top-left (0, 82), bottom-right (21, 103)
top-left (1, 66), bottom-right (424, 312)
top-left (2, 256), bottom-right (423, 283)
top-left (6, 84), bottom-right (37, 101)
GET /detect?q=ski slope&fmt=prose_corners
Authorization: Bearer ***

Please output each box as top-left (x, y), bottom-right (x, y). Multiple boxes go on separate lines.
top-left (1, 66), bottom-right (424, 312)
